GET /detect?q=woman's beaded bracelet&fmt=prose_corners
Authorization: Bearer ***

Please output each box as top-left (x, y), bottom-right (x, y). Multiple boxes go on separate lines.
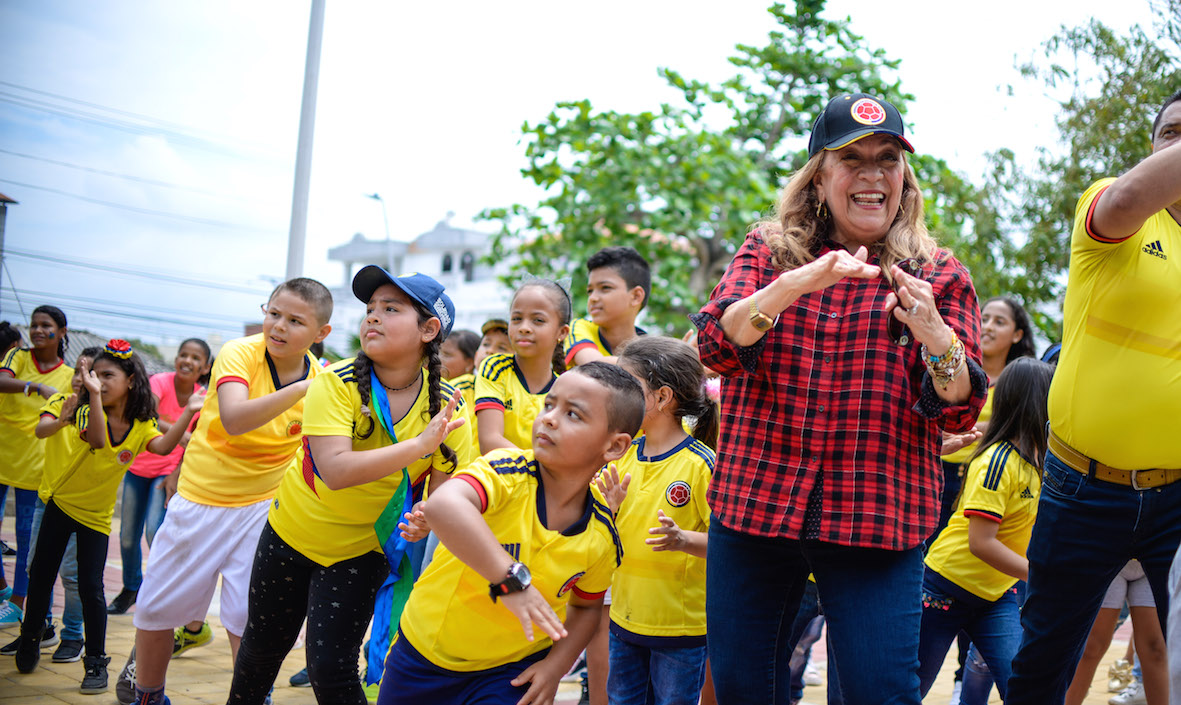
top-left (920, 333), bottom-right (966, 389)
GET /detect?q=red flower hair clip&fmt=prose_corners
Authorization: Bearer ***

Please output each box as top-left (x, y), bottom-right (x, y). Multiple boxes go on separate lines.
top-left (106, 339), bottom-right (133, 360)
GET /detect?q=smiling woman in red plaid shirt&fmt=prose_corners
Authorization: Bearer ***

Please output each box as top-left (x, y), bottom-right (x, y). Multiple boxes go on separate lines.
top-left (691, 93), bottom-right (988, 705)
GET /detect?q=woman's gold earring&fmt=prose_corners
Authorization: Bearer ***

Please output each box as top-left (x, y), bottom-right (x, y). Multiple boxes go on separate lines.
top-left (816, 201), bottom-right (828, 219)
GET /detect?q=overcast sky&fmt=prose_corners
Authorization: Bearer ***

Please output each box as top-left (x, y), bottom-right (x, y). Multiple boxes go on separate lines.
top-left (0, 0), bottom-right (1160, 349)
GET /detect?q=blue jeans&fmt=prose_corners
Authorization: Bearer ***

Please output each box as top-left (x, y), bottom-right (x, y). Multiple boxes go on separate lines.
top-left (0, 486), bottom-right (37, 597)
top-left (706, 517), bottom-right (924, 705)
top-left (1007, 450), bottom-right (1181, 703)
top-left (916, 571), bottom-right (1022, 699)
top-left (607, 630), bottom-right (707, 705)
top-left (786, 581), bottom-right (843, 705)
top-left (29, 499), bottom-right (83, 641)
top-left (959, 642), bottom-right (995, 705)
top-left (118, 473), bottom-right (168, 591)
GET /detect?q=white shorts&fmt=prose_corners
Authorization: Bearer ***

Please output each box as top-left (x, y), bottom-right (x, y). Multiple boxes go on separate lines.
top-left (133, 495), bottom-right (270, 636)
top-left (1101, 560), bottom-right (1157, 609)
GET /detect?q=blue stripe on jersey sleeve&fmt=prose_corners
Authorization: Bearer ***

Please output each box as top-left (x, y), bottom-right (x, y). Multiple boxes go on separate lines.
top-left (590, 501), bottom-right (624, 566)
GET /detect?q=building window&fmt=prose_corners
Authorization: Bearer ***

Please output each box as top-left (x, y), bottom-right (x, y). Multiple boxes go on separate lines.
top-left (442, 253), bottom-right (453, 273)
top-left (461, 252), bottom-right (475, 282)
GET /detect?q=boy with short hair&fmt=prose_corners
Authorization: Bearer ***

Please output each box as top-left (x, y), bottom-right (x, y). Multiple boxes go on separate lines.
top-left (565, 247), bottom-right (650, 368)
top-left (379, 362), bottom-right (644, 705)
top-left (122, 278), bottom-right (332, 705)
top-left (475, 318), bottom-right (512, 370)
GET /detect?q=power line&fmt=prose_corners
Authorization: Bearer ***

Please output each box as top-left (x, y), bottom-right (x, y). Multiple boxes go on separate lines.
top-left (0, 92), bottom-right (286, 165)
top-left (5, 248), bottom-right (274, 295)
top-left (0, 178), bottom-right (278, 232)
top-left (0, 80), bottom-right (248, 145)
top-left (9, 287), bottom-right (253, 327)
top-left (0, 292), bottom-right (247, 336)
top-left (0, 148), bottom-right (247, 201)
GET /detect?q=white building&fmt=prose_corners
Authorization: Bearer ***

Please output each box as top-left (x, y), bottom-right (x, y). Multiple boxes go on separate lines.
top-left (324, 216), bottom-right (513, 356)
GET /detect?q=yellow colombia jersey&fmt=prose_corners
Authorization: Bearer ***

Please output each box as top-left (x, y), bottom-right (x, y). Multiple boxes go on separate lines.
top-left (37, 394), bottom-right (89, 498)
top-left (448, 373), bottom-right (478, 443)
top-left (925, 441), bottom-right (1040, 601)
top-left (40, 404), bottom-right (161, 535)
top-left (269, 360), bottom-right (474, 566)
top-left (474, 353), bottom-right (554, 451)
top-left (0, 349), bottom-right (74, 490)
top-left (609, 436), bottom-right (714, 643)
top-left (563, 318), bottom-right (646, 369)
top-left (178, 334), bottom-right (321, 507)
top-left (942, 385), bottom-right (995, 464)
top-left (1049, 178), bottom-right (1181, 469)
top-left (400, 448), bottom-right (621, 672)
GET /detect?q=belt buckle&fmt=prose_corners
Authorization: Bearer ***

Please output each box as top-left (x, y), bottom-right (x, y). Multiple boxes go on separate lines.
top-left (1130, 470), bottom-right (1147, 491)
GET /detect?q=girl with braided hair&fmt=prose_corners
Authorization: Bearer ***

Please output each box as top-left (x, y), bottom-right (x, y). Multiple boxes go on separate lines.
top-left (227, 268), bottom-right (474, 705)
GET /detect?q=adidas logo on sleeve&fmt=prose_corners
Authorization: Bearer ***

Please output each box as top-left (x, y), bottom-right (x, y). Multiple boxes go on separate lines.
top-left (1142, 240), bottom-right (1168, 259)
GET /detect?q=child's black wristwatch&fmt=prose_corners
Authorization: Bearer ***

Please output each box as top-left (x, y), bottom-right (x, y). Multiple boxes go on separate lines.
top-left (489, 562), bottom-right (532, 602)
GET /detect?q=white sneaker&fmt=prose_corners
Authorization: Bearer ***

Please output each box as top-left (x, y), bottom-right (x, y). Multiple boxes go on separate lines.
top-left (1109, 680), bottom-right (1147, 705)
top-left (802, 662), bottom-right (823, 686)
top-left (949, 679), bottom-right (963, 705)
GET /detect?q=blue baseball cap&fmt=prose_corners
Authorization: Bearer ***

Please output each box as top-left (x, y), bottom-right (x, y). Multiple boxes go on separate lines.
top-left (352, 265), bottom-right (456, 340)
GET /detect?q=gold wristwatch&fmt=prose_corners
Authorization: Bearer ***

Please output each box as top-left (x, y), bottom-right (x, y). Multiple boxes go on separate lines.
top-left (748, 297), bottom-right (774, 332)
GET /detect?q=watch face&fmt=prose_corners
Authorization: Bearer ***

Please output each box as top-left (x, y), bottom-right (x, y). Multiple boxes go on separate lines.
top-left (512, 562), bottom-right (532, 587)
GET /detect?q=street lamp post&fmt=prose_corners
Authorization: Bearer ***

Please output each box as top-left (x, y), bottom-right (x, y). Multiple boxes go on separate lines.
top-left (366, 193), bottom-right (393, 274)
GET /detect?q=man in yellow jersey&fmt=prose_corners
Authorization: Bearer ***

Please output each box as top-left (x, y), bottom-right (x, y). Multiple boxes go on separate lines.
top-left (379, 363), bottom-right (644, 705)
top-left (120, 279), bottom-right (332, 705)
top-left (1007, 91), bottom-right (1181, 704)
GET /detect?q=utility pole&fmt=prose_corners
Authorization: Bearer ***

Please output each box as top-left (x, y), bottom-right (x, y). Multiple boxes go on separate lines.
top-left (0, 193), bottom-right (17, 317)
top-left (285, 0), bottom-right (326, 280)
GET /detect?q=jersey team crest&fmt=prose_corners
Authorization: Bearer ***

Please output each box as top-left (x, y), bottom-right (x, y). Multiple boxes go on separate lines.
top-left (558, 571), bottom-right (586, 597)
top-left (117, 450), bottom-right (134, 465)
top-left (287, 420), bottom-right (303, 436)
top-left (665, 480), bottom-right (691, 507)
top-left (850, 98), bottom-right (887, 125)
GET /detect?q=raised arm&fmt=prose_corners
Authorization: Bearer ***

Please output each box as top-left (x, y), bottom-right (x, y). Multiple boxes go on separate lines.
top-left (312, 391), bottom-right (465, 491)
top-left (217, 379), bottom-right (311, 436)
top-left (1091, 131), bottom-right (1181, 240)
top-left (146, 391), bottom-right (205, 456)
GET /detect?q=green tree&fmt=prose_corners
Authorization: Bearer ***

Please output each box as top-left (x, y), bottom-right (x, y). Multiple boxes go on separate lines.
top-left (484, 0), bottom-right (933, 332)
top-left (980, 11), bottom-right (1180, 336)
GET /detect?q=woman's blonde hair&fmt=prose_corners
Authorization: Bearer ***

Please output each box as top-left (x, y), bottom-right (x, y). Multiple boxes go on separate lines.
top-left (758, 149), bottom-right (941, 284)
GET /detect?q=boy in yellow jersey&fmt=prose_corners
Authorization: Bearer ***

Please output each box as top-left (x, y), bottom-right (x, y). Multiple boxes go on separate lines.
top-left (123, 278), bottom-right (332, 705)
top-left (476, 319), bottom-right (513, 369)
top-left (1008, 91), bottom-right (1181, 704)
top-left (564, 247), bottom-right (650, 368)
top-left (379, 362), bottom-right (644, 705)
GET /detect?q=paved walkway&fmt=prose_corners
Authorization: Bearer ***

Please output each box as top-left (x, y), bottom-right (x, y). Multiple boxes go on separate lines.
top-left (0, 500), bottom-right (1133, 704)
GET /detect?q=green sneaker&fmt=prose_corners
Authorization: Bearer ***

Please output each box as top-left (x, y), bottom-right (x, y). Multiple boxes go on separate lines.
top-left (172, 622), bottom-right (212, 656)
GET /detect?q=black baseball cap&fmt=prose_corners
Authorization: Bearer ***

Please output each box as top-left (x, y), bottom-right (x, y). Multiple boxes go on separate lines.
top-left (807, 93), bottom-right (914, 158)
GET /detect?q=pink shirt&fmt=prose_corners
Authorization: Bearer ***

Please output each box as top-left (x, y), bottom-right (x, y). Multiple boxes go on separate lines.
top-left (127, 372), bottom-right (204, 479)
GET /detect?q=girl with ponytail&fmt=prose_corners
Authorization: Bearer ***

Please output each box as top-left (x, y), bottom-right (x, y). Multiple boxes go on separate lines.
top-left (594, 335), bottom-right (717, 704)
top-left (228, 268), bottom-right (474, 705)
top-left (474, 278), bottom-right (571, 454)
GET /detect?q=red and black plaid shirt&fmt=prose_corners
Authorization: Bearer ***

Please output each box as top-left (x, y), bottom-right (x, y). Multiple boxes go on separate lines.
top-left (691, 232), bottom-right (987, 550)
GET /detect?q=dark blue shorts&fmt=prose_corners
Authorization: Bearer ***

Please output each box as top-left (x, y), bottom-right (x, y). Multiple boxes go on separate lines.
top-left (376, 631), bottom-right (550, 705)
